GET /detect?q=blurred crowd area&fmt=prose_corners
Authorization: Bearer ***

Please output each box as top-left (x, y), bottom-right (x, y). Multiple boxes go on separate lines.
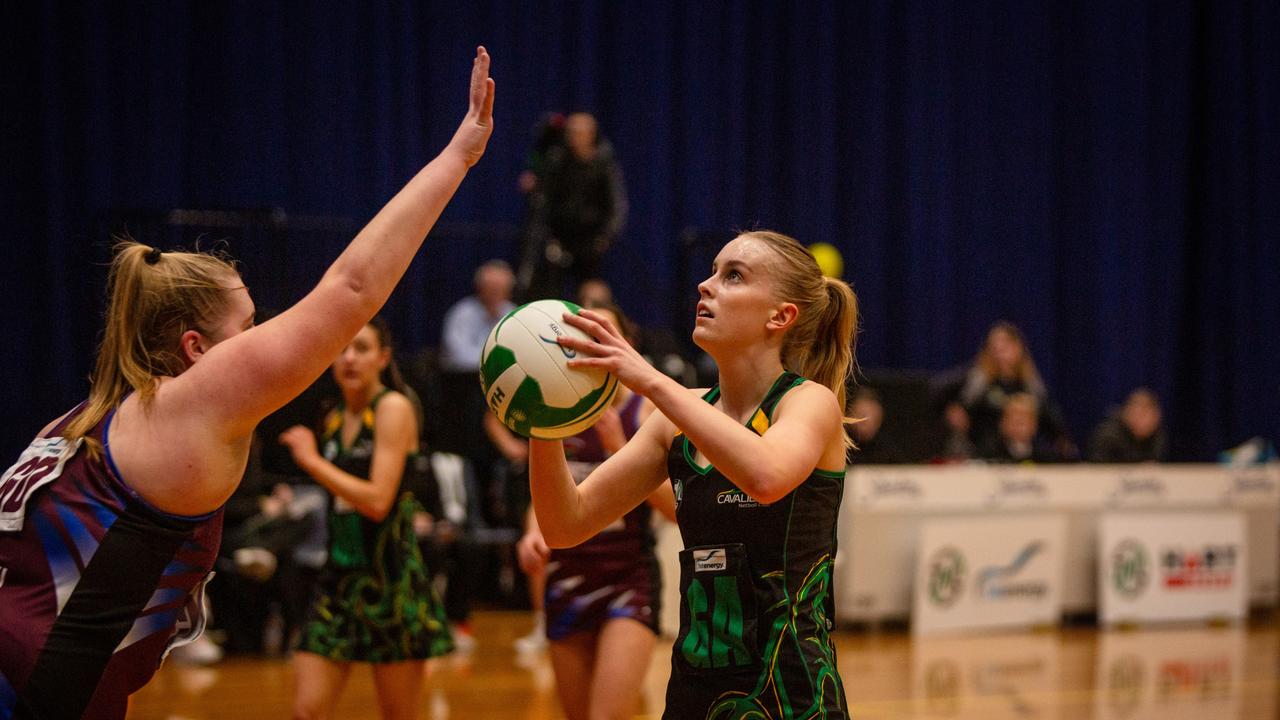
top-left (174, 111), bottom-right (1273, 666)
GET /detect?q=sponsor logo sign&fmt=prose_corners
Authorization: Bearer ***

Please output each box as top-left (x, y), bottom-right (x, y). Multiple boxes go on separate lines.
top-left (1160, 544), bottom-right (1237, 590)
top-left (914, 515), bottom-right (1064, 634)
top-left (927, 547), bottom-right (966, 608)
top-left (1110, 539), bottom-right (1149, 599)
top-left (1099, 513), bottom-right (1247, 624)
top-left (997, 477), bottom-right (1048, 499)
top-left (1110, 475), bottom-right (1167, 504)
top-left (871, 477), bottom-right (923, 499)
top-left (977, 542), bottom-right (1049, 600)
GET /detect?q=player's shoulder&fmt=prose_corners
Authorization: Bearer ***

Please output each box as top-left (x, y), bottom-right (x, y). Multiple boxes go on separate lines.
top-left (373, 390), bottom-right (414, 416)
top-left (775, 379), bottom-right (841, 418)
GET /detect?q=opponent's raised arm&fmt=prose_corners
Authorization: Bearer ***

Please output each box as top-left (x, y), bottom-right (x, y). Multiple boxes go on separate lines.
top-left (177, 48), bottom-right (496, 442)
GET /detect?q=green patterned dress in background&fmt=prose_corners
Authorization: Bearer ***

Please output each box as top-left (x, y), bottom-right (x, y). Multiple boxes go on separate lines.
top-left (299, 390), bottom-right (453, 662)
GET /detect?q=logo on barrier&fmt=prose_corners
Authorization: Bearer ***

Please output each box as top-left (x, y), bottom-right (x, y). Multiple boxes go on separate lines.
top-left (1112, 475), bottom-right (1167, 501)
top-left (927, 547), bottom-right (966, 607)
top-left (997, 477), bottom-right (1048, 500)
top-left (976, 542), bottom-right (1048, 600)
top-left (870, 477), bottom-right (923, 500)
top-left (1230, 472), bottom-right (1276, 497)
top-left (1111, 539), bottom-right (1149, 599)
top-left (1161, 544), bottom-right (1237, 590)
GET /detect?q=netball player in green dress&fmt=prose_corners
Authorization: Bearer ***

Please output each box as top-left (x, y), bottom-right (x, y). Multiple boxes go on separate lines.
top-left (529, 231), bottom-right (858, 719)
top-left (280, 318), bottom-right (451, 719)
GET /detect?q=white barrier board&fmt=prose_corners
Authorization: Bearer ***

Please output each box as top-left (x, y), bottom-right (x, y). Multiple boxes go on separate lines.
top-left (839, 464), bottom-right (1280, 622)
top-left (913, 514), bottom-right (1065, 635)
top-left (1099, 513), bottom-right (1247, 625)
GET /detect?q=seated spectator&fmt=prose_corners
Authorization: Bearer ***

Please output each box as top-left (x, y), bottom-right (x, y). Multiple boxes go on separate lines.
top-left (847, 388), bottom-right (907, 464)
top-left (208, 436), bottom-right (326, 655)
top-left (946, 321), bottom-right (1076, 459)
top-left (438, 260), bottom-right (518, 526)
top-left (1088, 388), bottom-right (1167, 463)
top-left (978, 393), bottom-right (1065, 464)
top-left (936, 396), bottom-right (977, 462)
top-left (440, 260), bottom-right (517, 373)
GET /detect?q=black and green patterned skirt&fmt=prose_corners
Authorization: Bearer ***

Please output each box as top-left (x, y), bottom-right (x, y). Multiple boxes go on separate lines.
top-left (300, 494), bottom-right (453, 662)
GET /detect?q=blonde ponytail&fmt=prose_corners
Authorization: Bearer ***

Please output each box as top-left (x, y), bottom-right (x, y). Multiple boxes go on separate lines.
top-left (794, 276), bottom-right (858, 411)
top-left (63, 238), bottom-right (241, 454)
top-left (741, 230), bottom-right (860, 447)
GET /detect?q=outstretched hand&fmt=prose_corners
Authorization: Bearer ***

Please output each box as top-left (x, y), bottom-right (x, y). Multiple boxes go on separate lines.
top-left (278, 425), bottom-right (320, 467)
top-left (559, 309), bottom-right (664, 396)
top-left (448, 46), bottom-right (496, 168)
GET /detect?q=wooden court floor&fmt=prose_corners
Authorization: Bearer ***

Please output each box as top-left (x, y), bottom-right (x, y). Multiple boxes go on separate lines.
top-left (131, 610), bottom-right (1280, 719)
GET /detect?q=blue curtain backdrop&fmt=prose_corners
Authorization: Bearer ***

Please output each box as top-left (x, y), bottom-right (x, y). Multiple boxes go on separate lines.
top-left (2, 1), bottom-right (1276, 462)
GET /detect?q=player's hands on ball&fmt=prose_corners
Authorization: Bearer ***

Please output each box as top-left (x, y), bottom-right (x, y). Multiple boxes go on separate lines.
top-left (560, 309), bottom-right (663, 394)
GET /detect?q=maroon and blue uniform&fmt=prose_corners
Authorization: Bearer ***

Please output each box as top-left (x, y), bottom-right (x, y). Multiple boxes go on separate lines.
top-left (0, 404), bottom-right (222, 719)
top-left (545, 393), bottom-right (661, 640)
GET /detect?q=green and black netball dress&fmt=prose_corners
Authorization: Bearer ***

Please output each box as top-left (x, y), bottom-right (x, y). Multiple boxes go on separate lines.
top-left (300, 390), bottom-right (453, 662)
top-left (664, 372), bottom-right (848, 719)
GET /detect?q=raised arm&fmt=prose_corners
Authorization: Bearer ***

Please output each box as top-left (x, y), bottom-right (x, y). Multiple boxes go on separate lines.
top-left (280, 393), bottom-right (418, 522)
top-left (173, 48), bottom-right (496, 443)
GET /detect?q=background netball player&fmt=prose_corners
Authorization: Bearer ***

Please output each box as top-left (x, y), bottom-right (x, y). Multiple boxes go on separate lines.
top-left (515, 303), bottom-right (675, 720)
top-left (0, 47), bottom-right (494, 719)
top-left (280, 318), bottom-right (451, 719)
top-left (529, 231), bottom-right (857, 719)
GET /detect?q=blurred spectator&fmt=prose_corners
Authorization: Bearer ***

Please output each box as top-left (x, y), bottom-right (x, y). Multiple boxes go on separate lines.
top-left (944, 321), bottom-right (1075, 459)
top-left (937, 400), bottom-right (977, 461)
top-left (407, 452), bottom-right (486, 653)
top-left (522, 112), bottom-right (628, 300)
top-left (978, 393), bottom-right (1065, 463)
top-left (576, 277), bottom-right (614, 308)
top-left (516, 111), bottom-right (566, 196)
top-left (208, 436), bottom-right (326, 655)
top-left (516, 112), bottom-right (567, 298)
top-left (847, 388), bottom-right (906, 464)
top-left (437, 260), bottom-right (516, 512)
top-left (440, 260), bottom-right (516, 372)
top-left (1088, 388), bottom-right (1167, 463)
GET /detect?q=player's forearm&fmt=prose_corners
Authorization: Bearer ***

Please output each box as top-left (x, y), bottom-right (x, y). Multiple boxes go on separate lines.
top-left (297, 455), bottom-right (397, 522)
top-left (642, 374), bottom-right (793, 502)
top-left (527, 439), bottom-right (591, 547)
